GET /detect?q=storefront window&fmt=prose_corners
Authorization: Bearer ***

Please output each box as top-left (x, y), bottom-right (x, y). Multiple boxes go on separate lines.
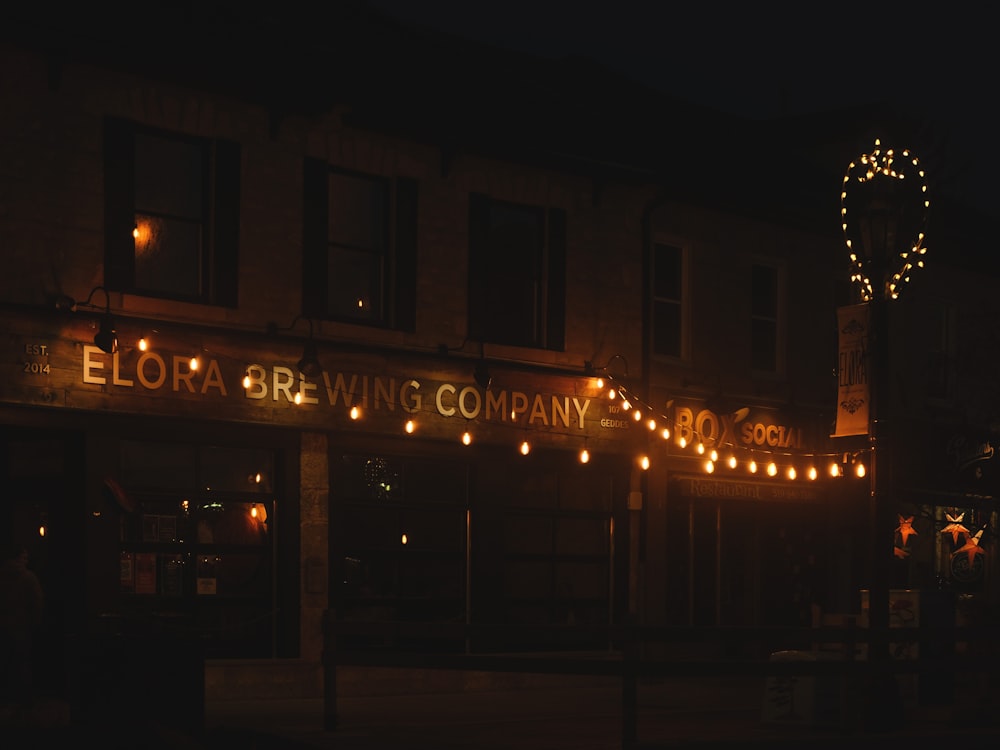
top-left (116, 440), bottom-right (277, 658)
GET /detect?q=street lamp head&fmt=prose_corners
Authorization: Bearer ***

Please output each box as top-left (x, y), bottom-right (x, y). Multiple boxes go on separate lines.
top-left (841, 139), bottom-right (929, 302)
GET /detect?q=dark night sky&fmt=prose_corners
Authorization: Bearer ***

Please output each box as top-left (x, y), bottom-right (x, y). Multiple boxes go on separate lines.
top-left (361, 1), bottom-right (997, 220)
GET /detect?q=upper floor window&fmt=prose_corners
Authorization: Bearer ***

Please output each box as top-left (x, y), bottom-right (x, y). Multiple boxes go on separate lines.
top-left (468, 193), bottom-right (566, 350)
top-left (926, 300), bottom-right (954, 401)
top-left (103, 118), bottom-right (240, 306)
top-left (751, 261), bottom-right (783, 374)
top-left (302, 160), bottom-right (417, 330)
top-left (651, 242), bottom-right (688, 359)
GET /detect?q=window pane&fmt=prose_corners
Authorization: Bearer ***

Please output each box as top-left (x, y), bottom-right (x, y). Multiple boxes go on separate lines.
top-left (752, 264), bottom-right (777, 317)
top-left (653, 243), bottom-right (682, 300)
top-left (327, 171), bottom-right (387, 322)
top-left (752, 318), bottom-right (776, 371)
top-left (134, 213), bottom-right (202, 297)
top-left (653, 299), bottom-right (681, 357)
top-left (132, 132), bottom-right (205, 300)
top-left (200, 445), bottom-right (275, 493)
top-left (482, 201), bottom-right (544, 347)
top-left (751, 263), bottom-right (778, 372)
top-left (926, 302), bottom-right (951, 399)
top-left (134, 133), bottom-right (203, 218)
top-left (328, 172), bottom-right (386, 250)
top-left (328, 246), bottom-right (382, 320)
top-left (120, 440), bottom-right (197, 490)
top-left (652, 243), bottom-right (683, 358)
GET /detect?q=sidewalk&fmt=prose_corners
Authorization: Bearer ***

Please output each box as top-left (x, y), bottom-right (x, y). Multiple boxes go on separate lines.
top-left (7, 669), bottom-right (1000, 749)
top-left (199, 671), bottom-right (1000, 750)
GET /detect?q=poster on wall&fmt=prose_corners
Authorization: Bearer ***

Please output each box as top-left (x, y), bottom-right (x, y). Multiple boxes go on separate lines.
top-left (197, 555), bottom-right (218, 595)
top-left (120, 551), bottom-right (134, 593)
top-left (134, 552), bottom-right (157, 594)
top-left (833, 304), bottom-right (869, 438)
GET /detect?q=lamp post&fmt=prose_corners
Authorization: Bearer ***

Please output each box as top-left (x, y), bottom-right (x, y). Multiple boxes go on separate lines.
top-left (841, 138), bottom-right (929, 730)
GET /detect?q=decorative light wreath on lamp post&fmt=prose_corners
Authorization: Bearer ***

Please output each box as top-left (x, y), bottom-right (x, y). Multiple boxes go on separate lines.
top-left (841, 138), bottom-right (930, 302)
top-left (841, 137), bottom-right (930, 731)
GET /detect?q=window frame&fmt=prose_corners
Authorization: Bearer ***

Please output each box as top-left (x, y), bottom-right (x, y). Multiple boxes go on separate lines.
top-left (467, 193), bottom-right (566, 351)
top-left (302, 159), bottom-right (417, 331)
top-left (925, 299), bottom-right (954, 402)
top-left (750, 258), bottom-right (786, 376)
top-left (649, 239), bottom-right (691, 362)
top-left (103, 117), bottom-right (240, 307)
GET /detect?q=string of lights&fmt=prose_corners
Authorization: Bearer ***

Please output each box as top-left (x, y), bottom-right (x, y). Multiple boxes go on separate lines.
top-left (264, 363), bottom-right (871, 481)
top-left (842, 138), bottom-right (930, 303)
top-left (82, 316), bottom-right (869, 482)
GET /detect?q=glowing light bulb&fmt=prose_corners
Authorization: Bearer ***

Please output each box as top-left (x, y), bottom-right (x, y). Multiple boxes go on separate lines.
top-left (520, 441), bottom-right (531, 456)
top-left (786, 467), bottom-right (796, 480)
top-left (807, 467), bottom-right (817, 480)
top-left (189, 356), bottom-right (199, 371)
top-left (830, 462), bottom-right (841, 478)
top-left (855, 462), bottom-right (866, 478)
top-left (242, 371), bottom-right (251, 389)
top-left (462, 431), bottom-right (472, 445)
top-left (661, 428), bottom-right (670, 440)
top-left (767, 462), bottom-right (777, 477)
top-left (749, 460), bottom-right (758, 474)
top-left (678, 436), bottom-right (687, 449)
top-left (350, 406), bottom-right (360, 420)
top-left (579, 448), bottom-right (590, 464)
top-left (405, 420), bottom-right (415, 434)
top-left (727, 455), bottom-right (737, 470)
top-left (704, 460), bottom-right (715, 474)
top-left (639, 455), bottom-right (650, 471)
top-left (294, 391), bottom-right (302, 405)
top-left (647, 419), bottom-right (657, 431)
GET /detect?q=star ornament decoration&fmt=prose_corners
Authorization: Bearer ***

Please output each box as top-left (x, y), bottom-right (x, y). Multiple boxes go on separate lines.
top-left (841, 139), bottom-right (930, 302)
top-left (896, 515), bottom-right (917, 546)
top-left (955, 528), bottom-right (986, 567)
top-left (941, 512), bottom-right (970, 544)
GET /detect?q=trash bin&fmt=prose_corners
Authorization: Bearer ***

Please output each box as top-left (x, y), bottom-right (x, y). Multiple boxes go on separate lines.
top-left (762, 650), bottom-right (839, 726)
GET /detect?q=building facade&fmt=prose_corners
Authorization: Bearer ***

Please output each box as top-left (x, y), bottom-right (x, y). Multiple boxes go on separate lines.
top-left (1, 6), bottom-right (994, 708)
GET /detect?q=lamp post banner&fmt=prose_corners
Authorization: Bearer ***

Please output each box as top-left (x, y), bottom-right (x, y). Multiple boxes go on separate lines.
top-left (833, 304), bottom-right (870, 437)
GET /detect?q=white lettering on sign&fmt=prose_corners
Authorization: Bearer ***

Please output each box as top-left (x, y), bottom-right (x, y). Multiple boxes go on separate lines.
top-left (672, 405), bottom-right (802, 449)
top-left (81, 346), bottom-right (597, 431)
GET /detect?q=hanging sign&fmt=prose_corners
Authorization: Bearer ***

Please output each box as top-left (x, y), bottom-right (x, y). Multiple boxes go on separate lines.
top-left (833, 304), bottom-right (869, 438)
